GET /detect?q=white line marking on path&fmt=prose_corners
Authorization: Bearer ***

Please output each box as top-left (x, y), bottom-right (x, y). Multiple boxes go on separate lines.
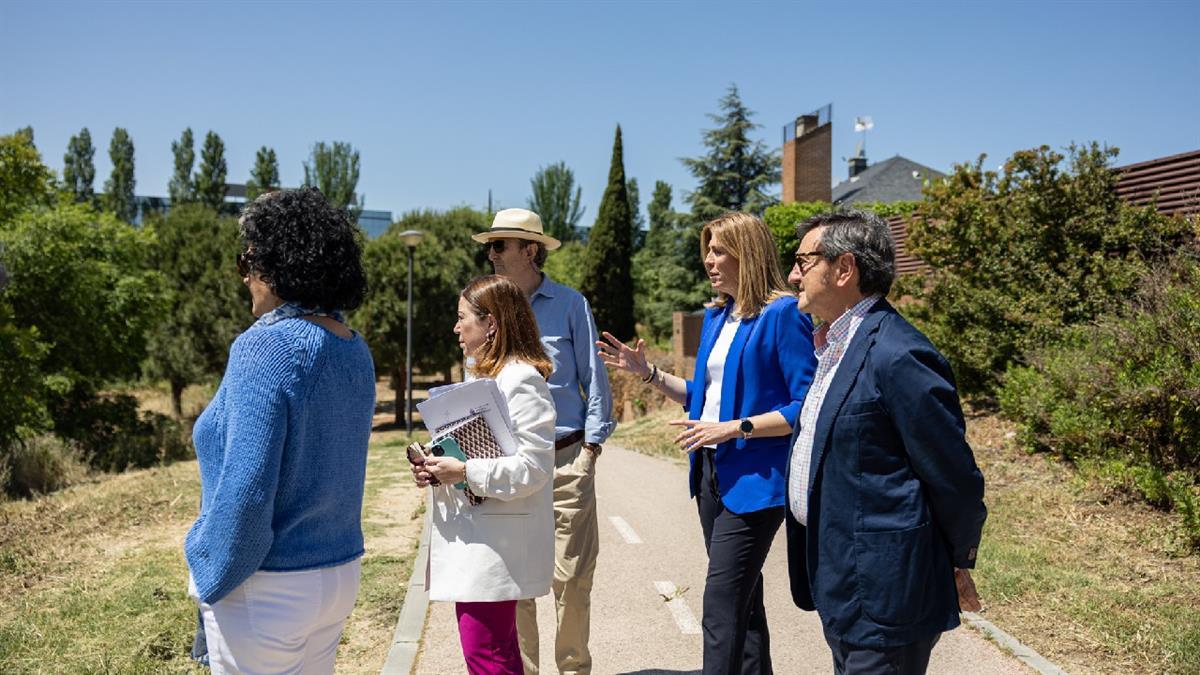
top-left (608, 516), bottom-right (643, 544)
top-left (654, 581), bottom-right (702, 635)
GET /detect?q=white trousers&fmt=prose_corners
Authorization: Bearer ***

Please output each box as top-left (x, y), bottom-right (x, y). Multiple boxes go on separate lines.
top-left (190, 558), bottom-right (361, 675)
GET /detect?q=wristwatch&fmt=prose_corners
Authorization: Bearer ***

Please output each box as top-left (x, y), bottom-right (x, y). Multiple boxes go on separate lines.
top-left (583, 442), bottom-right (602, 456)
top-left (739, 418), bottom-right (754, 440)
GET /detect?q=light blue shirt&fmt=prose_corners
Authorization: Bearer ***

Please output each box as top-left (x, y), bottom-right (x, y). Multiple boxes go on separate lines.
top-left (529, 274), bottom-right (616, 444)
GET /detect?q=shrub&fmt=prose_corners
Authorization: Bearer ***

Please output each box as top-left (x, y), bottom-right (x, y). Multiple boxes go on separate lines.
top-left (905, 143), bottom-right (1193, 397)
top-left (763, 200), bottom-right (918, 274)
top-left (50, 393), bottom-right (192, 472)
top-left (999, 256), bottom-right (1200, 545)
top-left (1, 434), bottom-right (90, 499)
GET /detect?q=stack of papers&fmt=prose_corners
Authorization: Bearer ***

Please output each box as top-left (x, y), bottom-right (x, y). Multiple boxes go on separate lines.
top-left (417, 378), bottom-right (517, 456)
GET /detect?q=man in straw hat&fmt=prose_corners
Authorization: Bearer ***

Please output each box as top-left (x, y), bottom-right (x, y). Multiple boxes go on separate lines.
top-left (474, 208), bottom-right (615, 675)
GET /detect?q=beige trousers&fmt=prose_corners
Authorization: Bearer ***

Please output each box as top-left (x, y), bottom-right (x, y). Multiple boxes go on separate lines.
top-left (516, 440), bottom-right (599, 675)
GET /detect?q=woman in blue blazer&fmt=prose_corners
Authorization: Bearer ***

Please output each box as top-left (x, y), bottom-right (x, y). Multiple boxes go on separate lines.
top-left (598, 212), bottom-right (816, 674)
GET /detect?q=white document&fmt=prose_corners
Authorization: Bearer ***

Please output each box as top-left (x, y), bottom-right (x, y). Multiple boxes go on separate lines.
top-left (418, 378), bottom-right (517, 456)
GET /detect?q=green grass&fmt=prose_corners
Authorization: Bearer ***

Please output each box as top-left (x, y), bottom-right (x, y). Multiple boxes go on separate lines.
top-left (0, 433), bottom-right (428, 673)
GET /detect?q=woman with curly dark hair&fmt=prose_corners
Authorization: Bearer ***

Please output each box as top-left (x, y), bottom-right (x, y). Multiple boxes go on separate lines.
top-left (185, 187), bottom-right (375, 674)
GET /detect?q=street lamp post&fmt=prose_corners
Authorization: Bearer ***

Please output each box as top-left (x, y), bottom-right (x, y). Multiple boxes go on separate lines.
top-left (399, 229), bottom-right (424, 435)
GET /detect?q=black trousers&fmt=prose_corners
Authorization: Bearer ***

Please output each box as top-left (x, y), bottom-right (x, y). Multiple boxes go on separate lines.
top-left (695, 448), bottom-right (785, 675)
top-left (824, 627), bottom-right (940, 675)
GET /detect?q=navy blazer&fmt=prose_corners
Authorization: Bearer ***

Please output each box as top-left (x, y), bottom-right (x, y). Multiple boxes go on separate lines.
top-left (785, 299), bottom-right (986, 648)
top-left (684, 296), bottom-right (816, 514)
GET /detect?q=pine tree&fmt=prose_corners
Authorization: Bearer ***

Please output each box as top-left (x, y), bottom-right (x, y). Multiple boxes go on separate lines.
top-left (580, 126), bottom-right (636, 341)
top-left (194, 131), bottom-right (228, 211)
top-left (303, 141), bottom-right (363, 223)
top-left (104, 127), bottom-right (136, 223)
top-left (246, 146), bottom-right (280, 201)
top-left (168, 128), bottom-right (195, 205)
top-left (62, 127), bottom-right (95, 203)
top-left (681, 84), bottom-right (781, 221)
top-left (528, 161), bottom-right (585, 242)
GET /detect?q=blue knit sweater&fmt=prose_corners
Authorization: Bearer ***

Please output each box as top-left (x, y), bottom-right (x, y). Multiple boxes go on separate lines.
top-left (185, 315), bottom-right (376, 605)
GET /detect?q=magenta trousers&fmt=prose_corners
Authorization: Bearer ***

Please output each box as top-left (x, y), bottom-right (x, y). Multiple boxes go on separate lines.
top-left (455, 600), bottom-right (523, 675)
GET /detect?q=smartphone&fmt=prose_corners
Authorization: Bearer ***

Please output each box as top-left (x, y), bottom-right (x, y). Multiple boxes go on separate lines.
top-left (406, 443), bottom-right (439, 486)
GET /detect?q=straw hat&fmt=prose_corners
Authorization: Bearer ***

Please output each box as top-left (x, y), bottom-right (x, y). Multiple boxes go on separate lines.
top-left (472, 208), bottom-right (562, 250)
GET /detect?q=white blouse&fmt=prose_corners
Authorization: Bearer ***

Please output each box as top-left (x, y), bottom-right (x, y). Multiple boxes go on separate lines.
top-left (700, 312), bottom-right (741, 442)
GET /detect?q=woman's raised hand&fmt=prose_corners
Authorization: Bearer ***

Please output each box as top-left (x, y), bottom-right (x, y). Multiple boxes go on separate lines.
top-left (596, 331), bottom-right (652, 380)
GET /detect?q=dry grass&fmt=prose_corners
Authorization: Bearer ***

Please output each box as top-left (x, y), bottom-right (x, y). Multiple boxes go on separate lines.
top-left (612, 405), bottom-right (1200, 674)
top-left (0, 379), bottom-right (430, 673)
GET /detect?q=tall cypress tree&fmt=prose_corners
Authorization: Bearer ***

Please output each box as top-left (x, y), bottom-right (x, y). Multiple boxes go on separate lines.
top-left (194, 131), bottom-right (228, 211)
top-left (580, 125), bottom-right (636, 341)
top-left (62, 127), bottom-right (95, 203)
top-left (681, 84), bottom-right (781, 221)
top-left (104, 127), bottom-right (136, 223)
top-left (168, 128), bottom-right (195, 205)
top-left (246, 146), bottom-right (280, 201)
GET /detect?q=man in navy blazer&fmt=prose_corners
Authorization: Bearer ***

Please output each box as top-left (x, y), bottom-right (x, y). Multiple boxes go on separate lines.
top-left (784, 210), bottom-right (987, 674)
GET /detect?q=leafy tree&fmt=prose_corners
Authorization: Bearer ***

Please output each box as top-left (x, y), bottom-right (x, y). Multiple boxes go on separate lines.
top-left (628, 177), bottom-right (646, 251)
top-left (168, 128), bottom-right (195, 205)
top-left (104, 127), bottom-right (136, 223)
top-left (0, 133), bottom-right (56, 224)
top-left (2, 203), bottom-right (163, 388)
top-left (632, 180), bottom-right (707, 340)
top-left (580, 125), bottom-right (636, 341)
top-left (354, 207), bottom-right (488, 424)
top-left (528, 161), bottom-right (585, 242)
top-left (62, 127), bottom-right (95, 204)
top-left (542, 240), bottom-right (587, 290)
top-left (194, 130), bottom-right (228, 211)
top-left (902, 143), bottom-right (1193, 397)
top-left (304, 141), bottom-right (363, 222)
top-left (681, 84), bottom-right (780, 222)
top-left (143, 204), bottom-right (248, 417)
top-left (0, 298), bottom-right (49, 449)
top-left (246, 146), bottom-right (280, 201)
top-left (1, 203), bottom-right (165, 460)
top-left (14, 126), bottom-right (34, 145)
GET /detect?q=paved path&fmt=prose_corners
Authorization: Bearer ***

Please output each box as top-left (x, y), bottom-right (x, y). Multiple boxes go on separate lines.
top-left (413, 445), bottom-right (1032, 674)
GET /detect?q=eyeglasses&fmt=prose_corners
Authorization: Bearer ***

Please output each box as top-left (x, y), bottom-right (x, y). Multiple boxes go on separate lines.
top-left (236, 250), bottom-right (255, 277)
top-left (793, 251), bottom-right (824, 275)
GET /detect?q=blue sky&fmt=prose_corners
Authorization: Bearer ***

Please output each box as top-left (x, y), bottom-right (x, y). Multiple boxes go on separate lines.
top-left (2, 0), bottom-right (1197, 222)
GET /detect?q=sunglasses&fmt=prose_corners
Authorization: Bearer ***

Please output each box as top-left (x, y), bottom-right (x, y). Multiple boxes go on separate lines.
top-left (484, 239), bottom-right (532, 254)
top-left (236, 250), bottom-right (255, 276)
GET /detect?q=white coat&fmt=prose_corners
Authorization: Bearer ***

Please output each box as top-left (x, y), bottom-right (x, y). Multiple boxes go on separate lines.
top-left (427, 359), bottom-right (556, 602)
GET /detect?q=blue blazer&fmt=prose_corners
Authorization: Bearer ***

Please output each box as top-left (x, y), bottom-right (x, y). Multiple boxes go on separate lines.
top-left (685, 296), bottom-right (816, 514)
top-left (785, 298), bottom-right (987, 648)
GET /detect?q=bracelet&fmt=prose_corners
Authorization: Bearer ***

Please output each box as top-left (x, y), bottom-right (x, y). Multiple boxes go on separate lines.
top-left (641, 363), bottom-right (658, 384)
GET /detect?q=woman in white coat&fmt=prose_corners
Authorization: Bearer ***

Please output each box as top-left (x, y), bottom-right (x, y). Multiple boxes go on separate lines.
top-left (414, 274), bottom-right (556, 675)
